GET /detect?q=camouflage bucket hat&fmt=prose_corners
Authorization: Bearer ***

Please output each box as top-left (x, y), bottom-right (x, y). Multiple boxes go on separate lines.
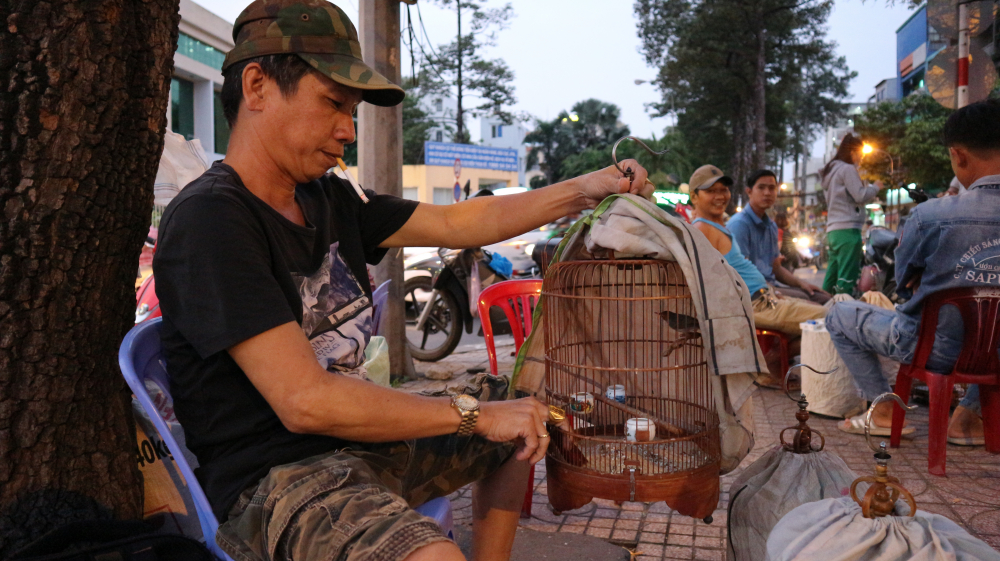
top-left (223, 0), bottom-right (405, 107)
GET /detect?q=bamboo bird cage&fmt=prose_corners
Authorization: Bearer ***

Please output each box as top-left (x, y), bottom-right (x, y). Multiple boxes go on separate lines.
top-left (543, 259), bottom-right (720, 521)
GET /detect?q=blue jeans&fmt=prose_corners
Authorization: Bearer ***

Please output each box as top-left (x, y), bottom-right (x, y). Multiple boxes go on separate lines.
top-left (825, 301), bottom-right (981, 415)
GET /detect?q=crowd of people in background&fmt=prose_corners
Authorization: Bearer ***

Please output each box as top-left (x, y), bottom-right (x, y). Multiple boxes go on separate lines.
top-left (679, 99), bottom-right (1000, 446)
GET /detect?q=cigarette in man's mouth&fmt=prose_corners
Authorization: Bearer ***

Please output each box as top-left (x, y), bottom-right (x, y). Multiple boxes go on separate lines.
top-left (336, 158), bottom-right (369, 203)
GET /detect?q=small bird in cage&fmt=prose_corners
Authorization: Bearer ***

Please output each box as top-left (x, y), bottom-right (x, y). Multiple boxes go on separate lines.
top-left (659, 310), bottom-right (702, 357)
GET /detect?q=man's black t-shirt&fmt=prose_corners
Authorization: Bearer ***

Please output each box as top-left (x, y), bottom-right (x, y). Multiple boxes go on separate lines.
top-left (153, 162), bottom-right (418, 520)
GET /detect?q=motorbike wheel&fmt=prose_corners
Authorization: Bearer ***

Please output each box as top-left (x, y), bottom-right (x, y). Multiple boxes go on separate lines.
top-left (404, 276), bottom-right (463, 362)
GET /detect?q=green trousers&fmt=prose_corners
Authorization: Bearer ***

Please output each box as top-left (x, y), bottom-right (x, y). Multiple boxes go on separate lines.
top-left (823, 228), bottom-right (863, 294)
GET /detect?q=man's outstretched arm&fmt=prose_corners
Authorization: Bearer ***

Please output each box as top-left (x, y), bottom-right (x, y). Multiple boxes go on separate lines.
top-left (229, 321), bottom-right (551, 464)
top-left (380, 161), bottom-right (651, 249)
top-left (772, 257), bottom-right (825, 295)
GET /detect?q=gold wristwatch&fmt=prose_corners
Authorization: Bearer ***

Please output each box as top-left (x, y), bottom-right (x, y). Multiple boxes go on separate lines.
top-left (451, 394), bottom-right (480, 437)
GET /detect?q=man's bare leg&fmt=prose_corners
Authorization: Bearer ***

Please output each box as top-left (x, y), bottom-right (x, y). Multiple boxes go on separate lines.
top-left (471, 457), bottom-right (531, 561)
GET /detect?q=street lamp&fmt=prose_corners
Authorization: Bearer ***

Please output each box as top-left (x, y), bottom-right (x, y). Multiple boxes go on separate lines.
top-left (861, 143), bottom-right (894, 176)
top-left (861, 142), bottom-right (908, 231)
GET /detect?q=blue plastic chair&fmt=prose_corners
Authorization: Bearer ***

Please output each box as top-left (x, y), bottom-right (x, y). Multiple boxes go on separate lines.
top-left (119, 318), bottom-right (232, 561)
top-left (119, 318), bottom-right (453, 559)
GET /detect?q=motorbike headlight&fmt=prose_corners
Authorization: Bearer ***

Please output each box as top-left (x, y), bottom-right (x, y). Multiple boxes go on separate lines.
top-left (796, 236), bottom-right (811, 248)
top-left (525, 243), bottom-right (535, 256)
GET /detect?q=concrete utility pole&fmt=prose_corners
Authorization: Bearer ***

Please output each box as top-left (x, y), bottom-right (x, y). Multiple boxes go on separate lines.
top-left (957, 1), bottom-right (971, 108)
top-left (456, 1), bottom-right (464, 141)
top-left (359, 0), bottom-right (416, 378)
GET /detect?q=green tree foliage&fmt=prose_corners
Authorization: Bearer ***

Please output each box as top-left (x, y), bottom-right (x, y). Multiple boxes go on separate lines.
top-left (853, 93), bottom-right (954, 192)
top-left (402, 94), bottom-right (437, 165)
top-left (423, 0), bottom-right (517, 142)
top-left (634, 0), bottom-right (854, 194)
top-left (525, 99), bottom-right (698, 190)
top-left (561, 131), bottom-right (699, 191)
top-left (401, 77), bottom-right (441, 165)
top-left (525, 99), bottom-right (629, 186)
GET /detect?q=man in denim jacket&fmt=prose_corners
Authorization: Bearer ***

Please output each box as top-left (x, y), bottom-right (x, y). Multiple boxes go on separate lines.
top-left (827, 99), bottom-right (1000, 444)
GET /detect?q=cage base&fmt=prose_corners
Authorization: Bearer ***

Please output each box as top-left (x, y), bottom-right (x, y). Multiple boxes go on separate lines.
top-left (545, 453), bottom-right (719, 520)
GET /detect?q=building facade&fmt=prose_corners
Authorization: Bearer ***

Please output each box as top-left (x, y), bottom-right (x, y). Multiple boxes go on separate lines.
top-left (896, 5), bottom-right (950, 100)
top-left (170, 0), bottom-right (234, 162)
top-left (418, 93), bottom-right (458, 144)
top-left (479, 116), bottom-right (529, 186)
top-left (870, 78), bottom-right (901, 104)
top-left (343, 164), bottom-right (518, 205)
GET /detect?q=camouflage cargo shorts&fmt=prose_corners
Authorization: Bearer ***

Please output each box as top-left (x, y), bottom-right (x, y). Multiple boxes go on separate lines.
top-left (216, 377), bottom-right (516, 561)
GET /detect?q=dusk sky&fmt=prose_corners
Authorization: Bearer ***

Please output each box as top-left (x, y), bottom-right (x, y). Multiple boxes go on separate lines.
top-left (197, 0), bottom-right (917, 147)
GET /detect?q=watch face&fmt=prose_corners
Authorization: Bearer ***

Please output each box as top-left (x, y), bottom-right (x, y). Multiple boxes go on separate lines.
top-left (454, 394), bottom-right (478, 411)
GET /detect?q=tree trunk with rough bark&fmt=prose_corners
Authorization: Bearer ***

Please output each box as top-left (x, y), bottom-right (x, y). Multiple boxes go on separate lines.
top-left (729, 99), bottom-right (754, 212)
top-left (0, 0), bottom-right (178, 555)
top-left (752, 26), bottom-right (767, 170)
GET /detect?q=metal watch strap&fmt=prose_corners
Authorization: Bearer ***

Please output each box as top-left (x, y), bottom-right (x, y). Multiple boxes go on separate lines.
top-left (456, 409), bottom-right (479, 437)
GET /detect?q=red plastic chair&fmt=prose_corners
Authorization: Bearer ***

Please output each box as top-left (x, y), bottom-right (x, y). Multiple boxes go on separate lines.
top-left (890, 287), bottom-right (1000, 476)
top-left (756, 328), bottom-right (790, 379)
top-left (478, 279), bottom-right (542, 518)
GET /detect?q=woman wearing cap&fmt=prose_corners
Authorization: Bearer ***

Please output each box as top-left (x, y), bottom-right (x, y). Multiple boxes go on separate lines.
top-left (821, 133), bottom-right (882, 294)
top-left (688, 165), bottom-right (826, 386)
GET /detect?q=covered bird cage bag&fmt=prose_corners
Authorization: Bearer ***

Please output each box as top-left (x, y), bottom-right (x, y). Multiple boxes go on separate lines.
top-left (765, 394), bottom-right (1000, 561)
top-left (727, 365), bottom-right (858, 561)
top-left (542, 259), bottom-right (720, 521)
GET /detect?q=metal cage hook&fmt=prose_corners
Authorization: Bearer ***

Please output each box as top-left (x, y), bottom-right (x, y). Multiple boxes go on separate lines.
top-left (783, 363), bottom-right (837, 404)
top-left (864, 393), bottom-right (917, 454)
top-left (612, 136), bottom-right (670, 180)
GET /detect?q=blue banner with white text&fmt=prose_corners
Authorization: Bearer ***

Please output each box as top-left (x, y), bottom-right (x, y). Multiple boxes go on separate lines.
top-left (424, 142), bottom-right (518, 172)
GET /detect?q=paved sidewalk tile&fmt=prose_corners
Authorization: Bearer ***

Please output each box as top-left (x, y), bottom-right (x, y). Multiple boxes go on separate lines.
top-left (414, 282), bottom-right (998, 559)
top-left (443, 382), bottom-right (1000, 559)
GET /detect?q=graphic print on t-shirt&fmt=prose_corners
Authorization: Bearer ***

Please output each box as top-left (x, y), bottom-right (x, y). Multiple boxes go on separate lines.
top-left (292, 242), bottom-right (372, 375)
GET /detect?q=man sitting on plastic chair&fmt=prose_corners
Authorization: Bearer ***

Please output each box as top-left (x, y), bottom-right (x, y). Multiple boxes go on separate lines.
top-left (152, 2), bottom-right (654, 561)
top-left (826, 100), bottom-right (1000, 443)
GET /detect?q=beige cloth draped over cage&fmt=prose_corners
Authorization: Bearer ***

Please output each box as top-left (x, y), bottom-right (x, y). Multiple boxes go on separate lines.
top-left (511, 194), bottom-right (767, 473)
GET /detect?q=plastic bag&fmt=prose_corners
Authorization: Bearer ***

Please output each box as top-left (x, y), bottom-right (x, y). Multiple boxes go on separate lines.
top-left (153, 131), bottom-right (210, 206)
top-left (765, 496), bottom-right (1000, 561)
top-left (800, 319), bottom-right (897, 418)
top-left (487, 252), bottom-right (513, 277)
top-left (362, 335), bottom-right (391, 387)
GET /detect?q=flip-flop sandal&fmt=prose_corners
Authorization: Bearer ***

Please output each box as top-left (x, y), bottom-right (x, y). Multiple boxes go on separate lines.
top-left (837, 413), bottom-right (915, 436)
top-left (947, 435), bottom-right (986, 446)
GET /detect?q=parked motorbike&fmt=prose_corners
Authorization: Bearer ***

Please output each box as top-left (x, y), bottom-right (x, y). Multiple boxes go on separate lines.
top-left (135, 235), bottom-right (161, 324)
top-left (857, 185), bottom-right (929, 302)
top-left (530, 237), bottom-right (563, 277)
top-left (404, 247), bottom-right (514, 361)
top-left (858, 226), bottom-right (900, 300)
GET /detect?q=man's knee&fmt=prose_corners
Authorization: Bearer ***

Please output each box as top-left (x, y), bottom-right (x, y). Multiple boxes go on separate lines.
top-left (825, 301), bottom-right (856, 339)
